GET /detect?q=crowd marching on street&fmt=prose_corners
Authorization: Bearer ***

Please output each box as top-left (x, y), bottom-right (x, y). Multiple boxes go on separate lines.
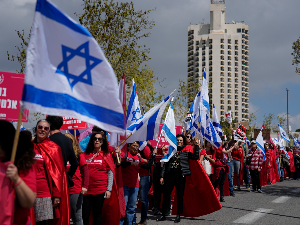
top-left (1, 1), bottom-right (300, 225)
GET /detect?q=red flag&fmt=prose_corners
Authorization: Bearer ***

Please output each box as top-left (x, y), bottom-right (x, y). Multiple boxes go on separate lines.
top-left (262, 124), bottom-right (266, 129)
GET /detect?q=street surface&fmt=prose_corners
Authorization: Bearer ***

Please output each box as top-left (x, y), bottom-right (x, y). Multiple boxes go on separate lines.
top-left (136, 180), bottom-right (300, 224)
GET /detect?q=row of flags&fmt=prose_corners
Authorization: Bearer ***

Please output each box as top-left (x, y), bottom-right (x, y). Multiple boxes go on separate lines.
top-left (15, 0), bottom-right (299, 163)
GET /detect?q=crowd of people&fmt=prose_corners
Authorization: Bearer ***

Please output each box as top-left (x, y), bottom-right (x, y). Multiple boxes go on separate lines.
top-left (1, 117), bottom-right (300, 225)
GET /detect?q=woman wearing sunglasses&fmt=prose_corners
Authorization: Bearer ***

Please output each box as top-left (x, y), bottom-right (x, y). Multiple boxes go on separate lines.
top-left (157, 134), bottom-right (199, 223)
top-left (185, 132), bottom-right (205, 163)
top-left (82, 132), bottom-right (115, 225)
top-left (33, 120), bottom-right (70, 225)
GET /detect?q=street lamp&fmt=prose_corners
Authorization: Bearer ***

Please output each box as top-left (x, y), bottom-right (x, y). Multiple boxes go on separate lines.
top-left (286, 88), bottom-right (289, 145)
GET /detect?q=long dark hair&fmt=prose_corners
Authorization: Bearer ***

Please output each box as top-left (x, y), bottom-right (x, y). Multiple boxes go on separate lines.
top-left (205, 139), bottom-right (214, 153)
top-left (85, 132), bottom-right (109, 154)
top-left (176, 134), bottom-right (187, 146)
top-left (0, 120), bottom-right (35, 172)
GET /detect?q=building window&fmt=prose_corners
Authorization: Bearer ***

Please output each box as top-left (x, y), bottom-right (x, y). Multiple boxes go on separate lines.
top-left (228, 62), bottom-right (231, 66)
top-left (235, 112), bottom-right (238, 116)
top-left (228, 39), bottom-right (231, 44)
top-left (202, 51), bottom-right (205, 55)
top-left (235, 101), bottom-right (238, 105)
top-left (220, 89), bottom-right (224, 93)
top-left (225, 29), bottom-right (227, 33)
top-left (228, 89), bottom-right (231, 93)
top-left (221, 39), bottom-right (224, 43)
top-left (221, 105), bottom-right (224, 110)
top-left (235, 62), bottom-right (238, 66)
top-left (209, 78), bottom-right (212, 82)
top-left (221, 50), bottom-right (224, 54)
top-left (228, 73), bottom-right (231, 77)
top-left (221, 111), bottom-right (224, 115)
top-left (209, 39), bottom-right (212, 44)
top-left (235, 106), bottom-right (238, 110)
top-left (228, 106), bottom-right (231, 110)
top-left (228, 78), bottom-right (231, 82)
top-left (209, 72), bottom-right (212, 77)
top-left (220, 78), bottom-right (224, 82)
top-left (235, 67), bottom-right (238, 72)
top-left (220, 83), bottom-right (224, 87)
top-left (228, 95), bottom-right (231, 99)
top-left (221, 100), bottom-right (224, 104)
top-left (228, 100), bottom-right (231, 104)
top-left (235, 79), bottom-right (238, 83)
top-left (220, 94), bottom-right (224, 98)
top-left (235, 46), bottom-right (238, 50)
top-left (235, 95), bottom-right (238, 99)
top-left (228, 50), bottom-right (231, 55)
top-left (220, 72), bottom-right (224, 76)
top-left (235, 57), bottom-right (238, 61)
top-left (235, 51), bottom-right (238, 56)
top-left (235, 84), bottom-right (238, 88)
top-left (221, 116), bottom-right (224, 121)
top-left (228, 84), bottom-right (231, 88)
top-left (202, 62), bottom-right (206, 66)
top-left (228, 56), bottom-right (231, 60)
top-left (228, 45), bottom-right (231, 49)
top-left (235, 40), bottom-right (238, 44)
top-left (235, 73), bottom-right (238, 77)
top-left (235, 90), bottom-right (238, 94)
top-left (196, 41), bottom-right (199, 45)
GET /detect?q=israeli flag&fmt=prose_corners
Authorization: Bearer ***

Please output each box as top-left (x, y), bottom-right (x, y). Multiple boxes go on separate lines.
top-left (12, 122), bottom-right (25, 131)
top-left (200, 71), bottom-right (210, 136)
top-left (203, 120), bottom-right (222, 148)
top-left (139, 141), bottom-right (147, 151)
top-left (189, 91), bottom-right (201, 126)
top-left (126, 90), bottom-right (175, 143)
top-left (277, 132), bottom-right (290, 160)
top-left (292, 135), bottom-right (300, 148)
top-left (126, 79), bottom-right (143, 128)
top-left (244, 137), bottom-right (250, 146)
top-left (278, 124), bottom-right (290, 143)
top-left (213, 104), bottom-right (223, 138)
top-left (256, 129), bottom-right (265, 160)
top-left (22, 0), bottom-right (124, 134)
top-left (160, 98), bottom-right (177, 162)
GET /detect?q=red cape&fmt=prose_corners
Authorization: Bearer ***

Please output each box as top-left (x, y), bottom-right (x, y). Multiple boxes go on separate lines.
top-left (233, 157), bottom-right (244, 186)
top-left (172, 159), bottom-right (222, 217)
top-left (101, 152), bottom-right (124, 224)
top-left (288, 152), bottom-right (295, 172)
top-left (0, 161), bottom-right (15, 225)
top-left (260, 150), bottom-right (279, 186)
top-left (34, 138), bottom-right (70, 225)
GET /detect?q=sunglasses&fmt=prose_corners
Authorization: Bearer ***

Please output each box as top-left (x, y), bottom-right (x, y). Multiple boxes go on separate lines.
top-left (186, 136), bottom-right (192, 139)
top-left (93, 137), bottom-right (103, 142)
top-left (37, 125), bottom-right (50, 131)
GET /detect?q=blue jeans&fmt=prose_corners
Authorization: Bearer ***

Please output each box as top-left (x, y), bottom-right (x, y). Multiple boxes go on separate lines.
top-left (139, 176), bottom-right (150, 222)
top-left (226, 161), bottom-right (233, 193)
top-left (280, 168), bottom-right (285, 178)
top-left (231, 159), bottom-right (241, 186)
top-left (120, 186), bottom-right (139, 225)
top-left (276, 160), bottom-right (280, 178)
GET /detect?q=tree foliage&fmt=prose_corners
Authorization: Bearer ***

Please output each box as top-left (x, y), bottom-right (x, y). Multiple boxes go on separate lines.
top-left (292, 36), bottom-right (300, 75)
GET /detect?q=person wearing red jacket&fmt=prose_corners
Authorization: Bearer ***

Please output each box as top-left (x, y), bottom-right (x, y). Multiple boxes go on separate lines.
top-left (0, 121), bottom-right (37, 225)
top-left (33, 120), bottom-right (70, 225)
top-left (231, 141), bottom-right (243, 190)
top-left (64, 133), bottom-right (89, 225)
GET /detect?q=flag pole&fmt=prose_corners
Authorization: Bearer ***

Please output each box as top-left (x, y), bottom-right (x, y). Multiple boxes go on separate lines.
top-left (11, 110), bottom-right (23, 162)
top-left (117, 133), bottom-right (133, 148)
top-left (116, 134), bottom-right (121, 164)
top-left (74, 129), bottom-right (76, 139)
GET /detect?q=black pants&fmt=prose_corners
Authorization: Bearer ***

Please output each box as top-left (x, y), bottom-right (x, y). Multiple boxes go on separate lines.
top-left (213, 168), bottom-right (225, 197)
top-left (250, 169), bottom-right (261, 190)
top-left (162, 168), bottom-right (186, 216)
top-left (82, 193), bottom-right (105, 225)
top-left (153, 163), bottom-right (163, 210)
top-left (36, 221), bottom-right (48, 225)
top-left (208, 174), bottom-right (214, 184)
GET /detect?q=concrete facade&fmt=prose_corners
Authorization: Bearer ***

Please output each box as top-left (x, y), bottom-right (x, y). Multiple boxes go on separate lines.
top-left (187, 0), bottom-right (249, 122)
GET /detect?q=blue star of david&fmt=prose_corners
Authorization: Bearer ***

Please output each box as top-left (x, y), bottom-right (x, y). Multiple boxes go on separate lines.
top-left (56, 41), bottom-right (102, 89)
top-left (131, 107), bottom-right (143, 122)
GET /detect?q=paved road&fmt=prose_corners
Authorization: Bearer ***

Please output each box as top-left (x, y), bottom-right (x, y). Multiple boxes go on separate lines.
top-left (135, 180), bottom-right (300, 224)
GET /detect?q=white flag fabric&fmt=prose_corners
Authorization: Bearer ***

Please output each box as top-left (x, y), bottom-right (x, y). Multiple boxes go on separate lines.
top-left (139, 141), bottom-right (147, 151)
top-left (22, 0), bottom-right (124, 134)
top-left (277, 132), bottom-right (290, 160)
top-left (126, 91), bottom-right (175, 143)
top-left (160, 98), bottom-right (177, 162)
top-left (213, 104), bottom-right (223, 138)
top-left (278, 124), bottom-right (290, 143)
top-left (199, 71), bottom-right (222, 148)
top-left (292, 135), bottom-right (300, 148)
top-left (126, 79), bottom-right (143, 128)
top-left (255, 129), bottom-right (265, 160)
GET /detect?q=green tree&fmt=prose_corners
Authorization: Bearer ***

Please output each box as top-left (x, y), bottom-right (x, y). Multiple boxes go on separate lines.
top-left (292, 36), bottom-right (300, 75)
top-left (274, 113), bottom-right (290, 132)
top-left (295, 128), bottom-right (300, 132)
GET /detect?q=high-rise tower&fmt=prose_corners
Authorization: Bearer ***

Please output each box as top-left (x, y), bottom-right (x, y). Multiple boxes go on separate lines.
top-left (187, 0), bottom-right (249, 122)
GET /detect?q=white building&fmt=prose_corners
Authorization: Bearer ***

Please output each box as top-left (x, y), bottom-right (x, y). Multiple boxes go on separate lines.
top-left (187, 0), bottom-right (249, 122)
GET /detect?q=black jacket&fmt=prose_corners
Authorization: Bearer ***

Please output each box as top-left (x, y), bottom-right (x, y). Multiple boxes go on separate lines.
top-left (160, 145), bottom-right (199, 178)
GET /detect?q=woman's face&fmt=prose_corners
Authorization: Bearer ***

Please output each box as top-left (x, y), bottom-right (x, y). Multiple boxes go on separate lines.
top-left (186, 134), bottom-right (192, 143)
top-left (93, 134), bottom-right (103, 149)
top-left (36, 121), bottom-right (50, 142)
top-left (177, 137), bottom-right (184, 147)
top-left (206, 141), bottom-right (212, 148)
top-left (129, 142), bottom-right (139, 155)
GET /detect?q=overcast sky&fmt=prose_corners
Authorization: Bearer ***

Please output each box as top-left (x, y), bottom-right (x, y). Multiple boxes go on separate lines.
top-left (1, 0), bottom-right (300, 131)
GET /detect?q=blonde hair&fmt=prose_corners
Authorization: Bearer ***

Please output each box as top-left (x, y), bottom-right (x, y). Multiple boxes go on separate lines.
top-left (63, 133), bottom-right (82, 157)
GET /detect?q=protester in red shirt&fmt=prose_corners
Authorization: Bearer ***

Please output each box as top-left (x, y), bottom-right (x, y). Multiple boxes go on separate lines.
top-left (82, 132), bottom-right (113, 225)
top-left (120, 141), bottom-right (156, 225)
top-left (247, 141), bottom-right (263, 193)
top-left (64, 133), bottom-right (89, 225)
top-left (203, 141), bottom-right (216, 183)
top-left (33, 120), bottom-right (70, 225)
top-left (231, 141), bottom-right (243, 190)
top-left (0, 121), bottom-right (37, 225)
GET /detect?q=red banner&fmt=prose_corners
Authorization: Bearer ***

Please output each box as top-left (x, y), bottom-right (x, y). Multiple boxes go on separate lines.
top-left (0, 72), bottom-right (28, 122)
top-left (150, 123), bottom-right (182, 148)
top-left (60, 117), bottom-right (87, 130)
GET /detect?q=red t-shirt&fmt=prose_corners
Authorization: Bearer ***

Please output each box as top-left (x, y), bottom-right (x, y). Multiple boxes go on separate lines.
top-left (155, 148), bottom-right (164, 163)
top-left (84, 152), bottom-right (109, 195)
top-left (231, 146), bottom-right (243, 161)
top-left (66, 154), bottom-right (87, 194)
top-left (13, 167), bottom-right (37, 225)
top-left (33, 150), bottom-right (51, 197)
top-left (293, 148), bottom-right (300, 155)
top-left (121, 151), bottom-right (146, 188)
top-left (199, 148), bottom-right (206, 158)
top-left (205, 149), bottom-right (216, 174)
top-left (139, 146), bottom-right (152, 177)
top-left (215, 146), bottom-right (225, 160)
